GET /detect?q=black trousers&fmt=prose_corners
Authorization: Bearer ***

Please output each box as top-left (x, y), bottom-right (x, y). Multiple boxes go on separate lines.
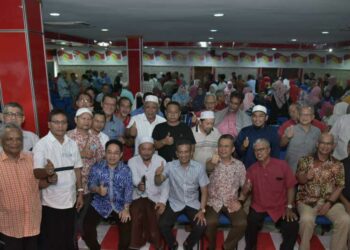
top-left (39, 206), bottom-right (76, 250)
top-left (83, 205), bottom-right (131, 250)
top-left (158, 205), bottom-right (206, 249)
top-left (0, 233), bottom-right (38, 250)
top-left (245, 208), bottom-right (299, 250)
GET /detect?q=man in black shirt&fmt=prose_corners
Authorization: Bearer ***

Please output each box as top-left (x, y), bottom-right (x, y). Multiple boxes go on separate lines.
top-left (152, 101), bottom-right (196, 162)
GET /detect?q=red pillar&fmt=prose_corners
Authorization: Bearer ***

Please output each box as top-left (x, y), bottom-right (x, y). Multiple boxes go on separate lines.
top-left (0, 0), bottom-right (50, 136)
top-left (127, 36), bottom-right (143, 94)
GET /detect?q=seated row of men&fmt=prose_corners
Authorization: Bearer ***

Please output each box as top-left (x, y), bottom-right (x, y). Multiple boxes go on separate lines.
top-left (1, 106), bottom-right (349, 250)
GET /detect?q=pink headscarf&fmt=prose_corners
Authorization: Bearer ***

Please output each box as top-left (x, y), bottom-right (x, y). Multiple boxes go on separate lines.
top-left (243, 92), bottom-right (255, 111)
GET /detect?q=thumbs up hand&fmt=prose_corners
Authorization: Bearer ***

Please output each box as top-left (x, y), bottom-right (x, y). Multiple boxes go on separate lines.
top-left (211, 149), bottom-right (220, 165)
top-left (163, 132), bottom-right (174, 146)
top-left (243, 137), bottom-right (249, 149)
top-left (156, 161), bottom-right (164, 176)
top-left (45, 159), bottom-right (55, 176)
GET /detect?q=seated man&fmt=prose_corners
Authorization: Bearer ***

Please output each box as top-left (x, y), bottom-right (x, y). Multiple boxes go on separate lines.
top-left (83, 140), bottom-right (132, 250)
top-left (296, 133), bottom-right (350, 250)
top-left (243, 138), bottom-right (298, 250)
top-left (128, 137), bottom-right (169, 249)
top-left (155, 139), bottom-right (209, 250)
top-left (205, 134), bottom-right (247, 250)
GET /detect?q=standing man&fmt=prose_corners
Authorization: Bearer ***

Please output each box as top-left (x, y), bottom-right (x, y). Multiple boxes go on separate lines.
top-left (330, 107), bottom-right (350, 161)
top-left (128, 137), bottom-right (169, 249)
top-left (91, 110), bottom-right (110, 148)
top-left (296, 133), bottom-right (350, 250)
top-left (243, 139), bottom-right (298, 250)
top-left (205, 134), bottom-right (247, 250)
top-left (0, 123), bottom-right (41, 250)
top-left (155, 140), bottom-right (209, 250)
top-left (192, 111), bottom-right (221, 165)
top-left (2, 102), bottom-right (39, 151)
top-left (235, 105), bottom-right (280, 168)
top-left (83, 140), bottom-right (132, 250)
top-left (281, 104), bottom-right (321, 172)
top-left (101, 94), bottom-right (125, 140)
top-left (127, 95), bottom-right (166, 155)
top-left (215, 91), bottom-right (251, 138)
top-left (153, 101), bottom-right (196, 162)
top-left (33, 109), bottom-right (84, 250)
top-left (67, 108), bottom-right (104, 243)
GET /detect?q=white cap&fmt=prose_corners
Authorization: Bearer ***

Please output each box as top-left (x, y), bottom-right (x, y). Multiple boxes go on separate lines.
top-left (252, 105), bottom-right (267, 114)
top-left (200, 111), bottom-right (215, 119)
top-left (139, 137), bottom-right (154, 145)
top-left (75, 107), bottom-right (93, 117)
top-left (145, 95), bottom-right (159, 104)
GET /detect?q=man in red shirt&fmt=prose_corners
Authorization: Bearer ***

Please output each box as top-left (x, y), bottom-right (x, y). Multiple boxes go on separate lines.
top-left (242, 138), bottom-right (298, 250)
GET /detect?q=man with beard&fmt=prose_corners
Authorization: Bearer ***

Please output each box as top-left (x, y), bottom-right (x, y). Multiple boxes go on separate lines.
top-left (128, 137), bottom-right (169, 249)
top-left (192, 111), bottom-right (221, 166)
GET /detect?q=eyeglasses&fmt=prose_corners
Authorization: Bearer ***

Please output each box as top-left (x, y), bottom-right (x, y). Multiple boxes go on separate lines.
top-left (254, 147), bottom-right (268, 153)
top-left (78, 98), bottom-right (91, 103)
top-left (4, 112), bottom-right (23, 118)
top-left (50, 120), bottom-right (67, 125)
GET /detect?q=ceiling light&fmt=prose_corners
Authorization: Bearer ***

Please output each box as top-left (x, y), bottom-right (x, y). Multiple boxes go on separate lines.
top-left (328, 48), bottom-right (333, 52)
top-left (49, 13), bottom-right (60, 17)
top-left (51, 39), bottom-right (56, 42)
top-left (214, 13), bottom-right (224, 17)
top-left (219, 45), bottom-right (223, 48)
top-left (208, 41), bottom-right (212, 45)
top-left (291, 38), bottom-right (297, 42)
top-left (210, 29), bottom-right (218, 33)
top-left (93, 40), bottom-right (97, 43)
top-left (101, 28), bottom-right (109, 32)
top-left (60, 47), bottom-right (64, 50)
top-left (208, 37), bottom-right (214, 40)
top-left (60, 41), bottom-right (66, 45)
top-left (199, 41), bottom-right (208, 48)
top-left (144, 46), bottom-right (148, 49)
top-left (272, 48), bottom-right (277, 51)
top-left (109, 41), bottom-right (112, 44)
top-left (97, 42), bottom-right (109, 47)
top-left (322, 31), bottom-right (329, 34)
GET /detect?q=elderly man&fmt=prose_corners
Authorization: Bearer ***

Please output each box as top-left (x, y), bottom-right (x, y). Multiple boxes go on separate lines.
top-left (330, 105), bottom-right (350, 160)
top-left (33, 109), bottom-right (84, 250)
top-left (127, 95), bottom-right (166, 155)
top-left (215, 91), bottom-right (251, 138)
top-left (296, 133), bottom-right (350, 250)
top-left (2, 102), bottom-right (39, 151)
top-left (67, 107), bottom-right (104, 243)
top-left (235, 105), bottom-right (280, 168)
top-left (192, 111), bottom-right (221, 165)
top-left (155, 139), bottom-right (209, 250)
top-left (243, 139), bottom-right (298, 250)
top-left (101, 94), bottom-right (125, 140)
top-left (205, 134), bottom-right (247, 250)
top-left (153, 101), bottom-right (196, 162)
top-left (83, 140), bottom-right (132, 250)
top-left (128, 137), bottom-right (169, 249)
top-left (0, 123), bottom-right (41, 250)
top-left (281, 104), bottom-right (321, 172)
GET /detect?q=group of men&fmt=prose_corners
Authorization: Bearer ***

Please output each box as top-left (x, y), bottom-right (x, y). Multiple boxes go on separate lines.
top-left (1, 89), bottom-right (350, 250)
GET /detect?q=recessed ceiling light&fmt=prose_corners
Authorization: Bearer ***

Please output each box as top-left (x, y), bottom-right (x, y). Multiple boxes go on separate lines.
top-left (60, 41), bottom-right (66, 45)
top-left (49, 13), bottom-right (60, 17)
top-left (328, 48), bottom-right (333, 52)
top-left (214, 13), bottom-right (224, 17)
top-left (219, 45), bottom-right (223, 48)
top-left (101, 28), bottom-right (109, 32)
top-left (322, 31), bottom-right (329, 34)
top-left (208, 37), bottom-right (214, 40)
top-left (210, 29), bottom-right (218, 33)
top-left (291, 38), bottom-right (297, 42)
top-left (144, 46), bottom-right (148, 49)
top-left (272, 48), bottom-right (277, 51)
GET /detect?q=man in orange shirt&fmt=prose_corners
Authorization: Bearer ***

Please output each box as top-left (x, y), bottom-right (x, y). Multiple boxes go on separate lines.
top-left (0, 123), bottom-right (42, 250)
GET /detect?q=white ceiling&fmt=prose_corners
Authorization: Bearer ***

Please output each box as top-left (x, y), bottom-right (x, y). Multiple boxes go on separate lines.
top-left (42, 0), bottom-right (350, 44)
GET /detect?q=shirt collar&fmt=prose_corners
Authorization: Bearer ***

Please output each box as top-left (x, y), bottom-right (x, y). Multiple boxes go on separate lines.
top-left (47, 131), bottom-right (69, 144)
top-left (0, 151), bottom-right (26, 162)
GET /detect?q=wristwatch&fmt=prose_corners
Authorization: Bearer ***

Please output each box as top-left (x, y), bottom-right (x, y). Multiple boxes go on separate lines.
top-left (286, 204), bottom-right (293, 209)
top-left (200, 208), bottom-right (206, 213)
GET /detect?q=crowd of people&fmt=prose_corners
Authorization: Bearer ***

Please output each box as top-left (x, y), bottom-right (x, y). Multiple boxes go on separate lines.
top-left (1, 69), bottom-right (350, 250)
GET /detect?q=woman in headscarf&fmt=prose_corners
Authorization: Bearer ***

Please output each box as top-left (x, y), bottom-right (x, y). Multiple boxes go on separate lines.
top-left (189, 79), bottom-right (200, 99)
top-left (172, 84), bottom-right (191, 110)
top-left (270, 79), bottom-right (289, 123)
top-left (207, 83), bottom-right (218, 95)
top-left (191, 87), bottom-right (206, 112)
top-left (224, 81), bottom-right (235, 104)
top-left (243, 92), bottom-right (255, 113)
top-left (327, 101), bottom-right (349, 127)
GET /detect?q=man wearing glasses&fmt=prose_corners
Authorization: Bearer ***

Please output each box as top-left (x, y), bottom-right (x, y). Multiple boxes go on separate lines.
top-left (2, 102), bottom-right (39, 151)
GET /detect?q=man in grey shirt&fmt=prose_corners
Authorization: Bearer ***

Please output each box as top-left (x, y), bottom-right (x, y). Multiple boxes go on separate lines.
top-left (281, 104), bottom-right (321, 172)
top-left (155, 139), bottom-right (209, 250)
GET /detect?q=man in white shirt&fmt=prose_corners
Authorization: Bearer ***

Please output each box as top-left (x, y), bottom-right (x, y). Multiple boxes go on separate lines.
top-left (128, 137), bottom-right (169, 250)
top-left (91, 110), bottom-right (110, 148)
top-left (127, 95), bottom-right (166, 155)
top-left (192, 111), bottom-right (221, 165)
top-left (2, 102), bottom-right (39, 151)
top-left (33, 109), bottom-right (83, 250)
